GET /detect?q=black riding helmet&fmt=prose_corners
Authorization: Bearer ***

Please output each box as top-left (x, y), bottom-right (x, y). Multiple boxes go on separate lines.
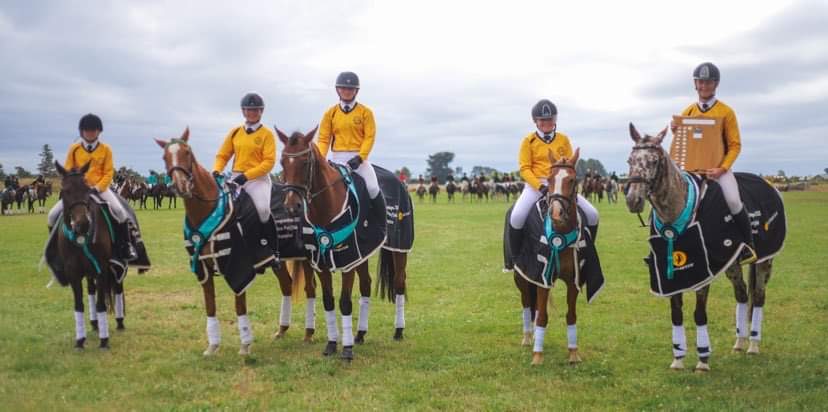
top-left (693, 62), bottom-right (720, 82)
top-left (78, 113), bottom-right (103, 132)
top-left (240, 92), bottom-right (265, 109)
top-left (335, 71), bottom-right (360, 89)
top-left (531, 99), bottom-right (557, 120)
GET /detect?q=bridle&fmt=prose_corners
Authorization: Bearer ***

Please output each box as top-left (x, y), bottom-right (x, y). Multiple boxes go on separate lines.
top-left (281, 142), bottom-right (343, 203)
top-left (627, 143), bottom-right (665, 197)
top-left (546, 164), bottom-right (578, 223)
top-left (164, 139), bottom-right (221, 203)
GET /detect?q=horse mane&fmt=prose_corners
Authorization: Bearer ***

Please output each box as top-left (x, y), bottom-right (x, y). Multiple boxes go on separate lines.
top-left (288, 132), bottom-right (305, 146)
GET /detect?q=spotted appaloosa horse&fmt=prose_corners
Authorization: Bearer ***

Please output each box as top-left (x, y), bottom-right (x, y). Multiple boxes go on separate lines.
top-left (625, 123), bottom-right (782, 371)
top-left (511, 150), bottom-right (586, 366)
top-left (278, 127), bottom-right (409, 361)
top-left (156, 128), bottom-right (313, 356)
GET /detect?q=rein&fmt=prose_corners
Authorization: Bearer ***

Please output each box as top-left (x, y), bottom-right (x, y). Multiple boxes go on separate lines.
top-left (541, 164), bottom-right (579, 285)
top-left (164, 139), bottom-right (222, 203)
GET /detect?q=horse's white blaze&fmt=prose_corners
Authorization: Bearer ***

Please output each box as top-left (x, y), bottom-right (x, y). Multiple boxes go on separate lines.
top-left (168, 143), bottom-right (180, 168)
top-left (553, 169), bottom-right (567, 195)
top-left (289, 157), bottom-right (294, 164)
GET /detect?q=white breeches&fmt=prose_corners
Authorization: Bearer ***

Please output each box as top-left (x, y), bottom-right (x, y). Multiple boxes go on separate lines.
top-left (330, 151), bottom-right (380, 198)
top-left (509, 181), bottom-right (599, 229)
top-left (232, 173), bottom-right (272, 223)
top-left (48, 188), bottom-right (129, 227)
top-left (711, 170), bottom-right (743, 214)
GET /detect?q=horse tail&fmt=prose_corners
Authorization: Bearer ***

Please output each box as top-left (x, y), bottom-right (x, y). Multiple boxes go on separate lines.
top-left (377, 248), bottom-right (396, 302)
top-left (288, 260), bottom-right (306, 305)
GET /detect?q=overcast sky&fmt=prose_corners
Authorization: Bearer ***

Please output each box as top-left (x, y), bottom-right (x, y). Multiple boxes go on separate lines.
top-left (1, 0), bottom-right (827, 177)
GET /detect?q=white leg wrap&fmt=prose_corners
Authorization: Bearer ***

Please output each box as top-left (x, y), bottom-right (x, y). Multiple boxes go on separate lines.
top-left (672, 325), bottom-right (687, 358)
top-left (206, 316), bottom-right (221, 345)
top-left (395, 294), bottom-right (406, 328)
top-left (567, 324), bottom-right (578, 349)
top-left (237, 314), bottom-right (253, 345)
top-left (750, 307), bottom-right (763, 341)
top-left (305, 298), bottom-right (316, 330)
top-left (696, 324), bottom-right (711, 357)
top-left (342, 315), bottom-right (354, 347)
top-left (358, 296), bottom-right (370, 332)
top-left (533, 326), bottom-right (546, 353)
top-left (97, 311), bottom-right (109, 339)
top-left (522, 308), bottom-right (532, 333)
top-left (115, 293), bottom-right (125, 319)
top-left (74, 311), bottom-right (86, 340)
top-left (279, 296), bottom-right (292, 327)
top-left (88, 295), bottom-right (97, 321)
top-left (736, 303), bottom-right (748, 338)
top-left (325, 310), bottom-right (339, 342)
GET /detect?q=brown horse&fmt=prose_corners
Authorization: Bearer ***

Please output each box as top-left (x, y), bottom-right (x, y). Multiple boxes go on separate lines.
top-left (52, 161), bottom-right (118, 349)
top-left (156, 128), bottom-right (312, 356)
top-left (278, 128), bottom-right (409, 361)
top-left (446, 181), bottom-right (457, 202)
top-left (428, 180), bottom-right (440, 203)
top-left (511, 149), bottom-right (585, 365)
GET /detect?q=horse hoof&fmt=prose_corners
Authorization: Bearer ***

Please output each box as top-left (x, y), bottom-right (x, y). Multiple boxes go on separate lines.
top-left (116, 318), bottom-right (125, 331)
top-left (341, 346), bottom-right (354, 361)
top-left (90, 320), bottom-right (99, 332)
top-left (531, 352), bottom-right (544, 366)
top-left (393, 328), bottom-right (404, 341)
top-left (272, 325), bottom-right (289, 340)
top-left (355, 330), bottom-right (367, 344)
top-left (694, 361), bottom-right (711, 373)
top-left (203, 344), bottom-right (220, 356)
top-left (733, 337), bottom-right (748, 352)
top-left (670, 358), bottom-right (685, 370)
top-left (568, 349), bottom-right (582, 364)
top-left (99, 338), bottom-right (110, 350)
top-left (238, 343), bottom-right (252, 356)
top-left (304, 329), bottom-right (315, 343)
top-left (747, 341), bottom-right (760, 355)
top-left (322, 341), bottom-right (337, 356)
top-left (74, 337), bottom-right (86, 350)
top-left (521, 332), bottom-right (533, 346)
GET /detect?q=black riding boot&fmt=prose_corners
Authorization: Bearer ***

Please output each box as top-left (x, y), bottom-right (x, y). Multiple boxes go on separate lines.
top-left (733, 208), bottom-right (757, 265)
top-left (508, 225), bottom-right (524, 260)
top-left (115, 221), bottom-right (138, 262)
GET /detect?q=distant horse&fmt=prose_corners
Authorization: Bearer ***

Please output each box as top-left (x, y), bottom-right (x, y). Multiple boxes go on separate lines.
top-left (150, 183), bottom-right (165, 209)
top-left (1, 188), bottom-right (15, 215)
top-left (416, 184), bottom-right (426, 202)
top-left (428, 181), bottom-right (440, 203)
top-left (14, 184), bottom-right (29, 211)
top-left (279, 127), bottom-right (411, 361)
top-left (473, 178), bottom-right (489, 202)
top-left (625, 124), bottom-right (786, 371)
top-left (605, 179), bottom-right (619, 204)
top-left (461, 180), bottom-right (471, 201)
top-left (157, 128), bottom-right (312, 356)
top-left (164, 184), bottom-right (178, 208)
top-left (446, 181), bottom-right (457, 203)
top-left (51, 161), bottom-right (119, 349)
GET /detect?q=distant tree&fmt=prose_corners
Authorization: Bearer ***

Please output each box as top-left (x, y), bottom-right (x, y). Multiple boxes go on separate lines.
top-left (0, 163), bottom-right (5, 180)
top-left (777, 170), bottom-right (786, 177)
top-left (824, 167), bottom-right (828, 175)
top-left (425, 152), bottom-right (455, 183)
top-left (37, 144), bottom-right (56, 177)
top-left (471, 166), bottom-right (498, 177)
top-left (454, 166), bottom-right (463, 175)
top-left (575, 158), bottom-right (607, 178)
top-left (15, 166), bottom-right (32, 178)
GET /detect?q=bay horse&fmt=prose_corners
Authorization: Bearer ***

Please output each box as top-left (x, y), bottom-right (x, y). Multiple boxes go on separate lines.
top-left (510, 150), bottom-right (586, 365)
top-left (0, 188), bottom-right (14, 215)
top-left (52, 161), bottom-right (119, 349)
top-left (416, 183), bottom-right (426, 202)
top-left (156, 128), bottom-right (312, 356)
top-left (428, 180), bottom-right (440, 203)
top-left (446, 181), bottom-right (457, 203)
top-left (625, 124), bottom-right (783, 371)
top-left (278, 127), bottom-right (409, 361)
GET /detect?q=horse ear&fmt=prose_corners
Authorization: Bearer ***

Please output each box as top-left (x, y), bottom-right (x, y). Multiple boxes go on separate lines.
top-left (571, 147), bottom-right (580, 165)
top-left (305, 126), bottom-right (319, 143)
top-left (653, 126), bottom-right (668, 145)
top-left (181, 126), bottom-right (190, 142)
top-left (154, 138), bottom-right (168, 149)
top-left (276, 128), bottom-right (289, 145)
top-left (54, 161), bottom-right (66, 176)
top-left (79, 161), bottom-right (92, 174)
top-left (629, 122), bottom-right (641, 143)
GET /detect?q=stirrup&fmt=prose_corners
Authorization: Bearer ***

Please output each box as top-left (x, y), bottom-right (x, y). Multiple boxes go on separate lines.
top-left (738, 244), bottom-right (757, 265)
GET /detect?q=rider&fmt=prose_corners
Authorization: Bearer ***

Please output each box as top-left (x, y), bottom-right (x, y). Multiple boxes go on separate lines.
top-left (461, 172), bottom-right (469, 183)
top-left (610, 171), bottom-right (618, 183)
top-left (417, 174), bottom-right (425, 185)
top-left (316, 71), bottom-right (385, 222)
top-left (212, 92), bottom-right (277, 229)
top-left (671, 62), bottom-right (755, 264)
top-left (146, 171), bottom-right (159, 189)
top-left (508, 99), bottom-right (600, 255)
top-left (47, 113), bottom-right (137, 262)
top-left (446, 173), bottom-right (455, 184)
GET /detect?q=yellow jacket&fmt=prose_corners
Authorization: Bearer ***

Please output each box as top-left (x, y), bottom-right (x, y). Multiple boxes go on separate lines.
top-left (213, 125), bottom-right (276, 180)
top-left (64, 142), bottom-right (114, 192)
top-left (316, 103), bottom-right (376, 160)
top-left (518, 131), bottom-right (574, 190)
top-left (681, 100), bottom-right (741, 170)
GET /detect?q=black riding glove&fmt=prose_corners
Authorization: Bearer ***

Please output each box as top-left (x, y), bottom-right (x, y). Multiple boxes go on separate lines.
top-left (539, 184), bottom-right (548, 195)
top-left (232, 174), bottom-right (248, 186)
top-left (347, 155), bottom-right (363, 170)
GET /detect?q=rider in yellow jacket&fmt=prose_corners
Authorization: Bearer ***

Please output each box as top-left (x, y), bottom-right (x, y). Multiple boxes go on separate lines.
top-left (47, 113), bottom-right (137, 262)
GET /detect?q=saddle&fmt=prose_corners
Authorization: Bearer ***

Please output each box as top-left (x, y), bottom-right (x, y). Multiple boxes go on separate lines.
top-left (645, 172), bottom-right (786, 296)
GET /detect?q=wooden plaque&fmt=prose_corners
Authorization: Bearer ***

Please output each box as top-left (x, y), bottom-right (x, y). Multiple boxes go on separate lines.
top-left (670, 115), bottom-right (725, 172)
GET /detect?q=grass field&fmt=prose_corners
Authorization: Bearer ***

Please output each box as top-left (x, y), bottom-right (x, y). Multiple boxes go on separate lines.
top-left (0, 192), bottom-right (826, 411)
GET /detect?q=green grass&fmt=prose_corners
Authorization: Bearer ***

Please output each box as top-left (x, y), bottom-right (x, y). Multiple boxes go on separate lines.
top-left (0, 192), bottom-right (826, 411)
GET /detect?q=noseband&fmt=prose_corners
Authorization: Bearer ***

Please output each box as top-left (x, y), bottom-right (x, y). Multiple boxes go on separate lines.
top-left (627, 143), bottom-right (665, 196)
top-left (546, 164), bottom-right (578, 220)
top-left (281, 144), bottom-right (343, 203)
top-left (164, 139), bottom-right (221, 202)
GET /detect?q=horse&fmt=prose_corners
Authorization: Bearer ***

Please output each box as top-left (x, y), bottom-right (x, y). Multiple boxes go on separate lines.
top-left (163, 184), bottom-right (178, 208)
top-left (428, 180), bottom-right (440, 203)
top-left (14, 184), bottom-right (29, 211)
top-left (416, 183), bottom-right (426, 202)
top-left (446, 181), bottom-right (457, 203)
top-left (34, 181), bottom-right (50, 212)
top-left (461, 180), bottom-right (471, 201)
top-left (605, 179), bottom-right (619, 204)
top-left (1, 187), bottom-right (15, 215)
top-left (506, 149), bottom-right (602, 365)
top-left (150, 182), bottom-right (165, 209)
top-left (25, 185), bottom-right (38, 213)
top-left (625, 123), bottom-right (785, 371)
top-left (156, 128), bottom-right (313, 356)
top-left (50, 161), bottom-right (120, 349)
top-left (473, 178), bottom-right (489, 202)
top-left (278, 127), bottom-right (411, 361)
